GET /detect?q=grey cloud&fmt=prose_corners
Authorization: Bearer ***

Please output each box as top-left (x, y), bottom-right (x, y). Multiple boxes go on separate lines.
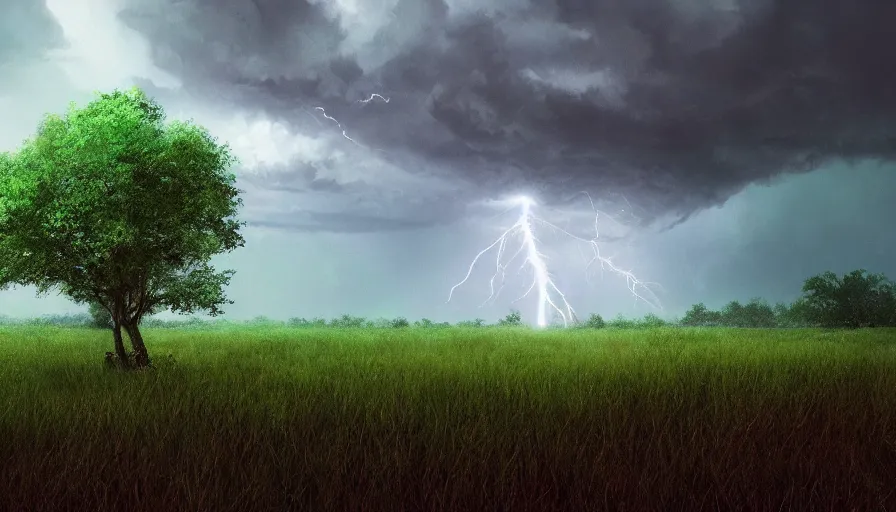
top-left (247, 212), bottom-right (449, 233)
top-left (119, 0), bottom-right (345, 85)
top-left (0, 0), bottom-right (64, 63)
top-left (103, 0), bottom-right (896, 231)
top-left (240, 164), bottom-right (350, 194)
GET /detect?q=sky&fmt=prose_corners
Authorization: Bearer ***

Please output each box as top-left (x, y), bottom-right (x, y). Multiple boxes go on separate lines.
top-left (1, 0), bottom-right (894, 325)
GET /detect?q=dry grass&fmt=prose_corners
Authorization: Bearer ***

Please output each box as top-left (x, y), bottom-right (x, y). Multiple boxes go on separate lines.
top-left (1, 325), bottom-right (894, 511)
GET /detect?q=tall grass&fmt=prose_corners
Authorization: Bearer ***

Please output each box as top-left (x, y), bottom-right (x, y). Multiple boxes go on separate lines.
top-left (1, 326), bottom-right (894, 511)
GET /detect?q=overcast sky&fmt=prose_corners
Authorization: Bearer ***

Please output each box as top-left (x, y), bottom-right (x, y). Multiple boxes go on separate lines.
top-left (1, 0), bottom-right (894, 324)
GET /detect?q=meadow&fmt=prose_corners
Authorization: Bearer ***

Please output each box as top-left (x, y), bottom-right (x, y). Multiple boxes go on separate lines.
top-left (1, 325), bottom-right (895, 511)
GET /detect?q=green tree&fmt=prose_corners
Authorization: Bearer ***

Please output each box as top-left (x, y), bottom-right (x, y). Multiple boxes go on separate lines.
top-left (638, 313), bottom-right (667, 328)
top-left (680, 303), bottom-right (723, 327)
top-left (330, 314), bottom-right (365, 328)
top-left (800, 270), bottom-right (896, 328)
top-left (498, 309), bottom-right (523, 326)
top-left (390, 316), bottom-right (410, 328)
top-left (772, 299), bottom-right (814, 327)
top-left (720, 300), bottom-right (746, 327)
top-left (583, 313), bottom-right (606, 329)
top-left (740, 298), bottom-right (776, 328)
top-left (719, 298), bottom-right (776, 328)
top-left (0, 88), bottom-right (244, 369)
top-left (607, 314), bottom-right (637, 329)
top-left (772, 302), bottom-right (789, 326)
top-left (89, 298), bottom-right (164, 331)
top-left (457, 318), bottom-right (485, 328)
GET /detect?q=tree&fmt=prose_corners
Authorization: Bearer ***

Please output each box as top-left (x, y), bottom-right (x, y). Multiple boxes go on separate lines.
top-left (414, 318), bottom-right (434, 328)
top-left (330, 314), bottom-right (365, 328)
top-left (773, 302), bottom-right (790, 327)
top-left (720, 298), bottom-right (776, 328)
top-left (0, 88), bottom-right (244, 369)
top-left (607, 314), bottom-right (637, 329)
top-left (740, 298), bottom-right (776, 328)
top-left (88, 298), bottom-right (164, 330)
top-left (390, 316), bottom-right (410, 328)
top-left (680, 303), bottom-right (723, 327)
top-left (498, 309), bottom-right (523, 326)
top-left (720, 300), bottom-right (746, 327)
top-left (638, 313), bottom-right (667, 328)
top-left (799, 270), bottom-right (896, 328)
top-left (457, 318), bottom-right (485, 328)
top-left (583, 313), bottom-right (606, 329)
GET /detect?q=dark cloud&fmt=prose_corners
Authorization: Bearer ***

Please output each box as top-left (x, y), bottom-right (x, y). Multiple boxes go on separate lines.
top-left (112, 0), bottom-right (896, 230)
top-left (247, 210), bottom-right (455, 233)
top-left (118, 0), bottom-right (345, 85)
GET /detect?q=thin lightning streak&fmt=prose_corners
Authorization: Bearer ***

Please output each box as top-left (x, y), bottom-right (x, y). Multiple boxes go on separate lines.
top-left (447, 194), bottom-right (661, 328)
top-left (357, 93), bottom-right (390, 104)
top-left (313, 106), bottom-right (364, 147)
top-left (535, 192), bottom-right (663, 309)
top-left (313, 93), bottom-right (390, 149)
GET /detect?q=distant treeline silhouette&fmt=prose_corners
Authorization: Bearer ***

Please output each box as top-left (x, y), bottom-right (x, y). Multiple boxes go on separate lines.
top-left (5, 269), bottom-right (893, 330)
top-left (678, 269), bottom-right (896, 329)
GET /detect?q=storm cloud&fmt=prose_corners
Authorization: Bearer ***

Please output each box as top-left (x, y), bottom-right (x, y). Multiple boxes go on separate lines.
top-left (99, 0), bottom-right (896, 231)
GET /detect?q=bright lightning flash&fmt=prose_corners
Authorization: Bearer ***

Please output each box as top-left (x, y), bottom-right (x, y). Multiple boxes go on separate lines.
top-left (447, 194), bottom-right (661, 328)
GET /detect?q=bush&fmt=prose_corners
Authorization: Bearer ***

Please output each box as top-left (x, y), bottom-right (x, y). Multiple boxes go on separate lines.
top-left (391, 317), bottom-right (410, 328)
top-left (583, 313), bottom-right (606, 329)
top-left (329, 314), bottom-right (366, 328)
top-left (607, 314), bottom-right (637, 329)
top-left (498, 310), bottom-right (523, 327)
top-left (638, 313), bottom-right (667, 328)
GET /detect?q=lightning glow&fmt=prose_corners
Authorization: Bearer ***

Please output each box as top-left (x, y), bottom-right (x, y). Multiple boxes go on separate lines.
top-left (448, 193), bottom-right (661, 327)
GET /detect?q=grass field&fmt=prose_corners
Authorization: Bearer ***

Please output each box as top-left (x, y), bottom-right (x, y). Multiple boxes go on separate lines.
top-left (1, 325), bottom-right (895, 511)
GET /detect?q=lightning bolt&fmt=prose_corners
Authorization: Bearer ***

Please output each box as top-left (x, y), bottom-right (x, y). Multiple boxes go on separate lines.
top-left (447, 193), bottom-right (661, 327)
top-left (313, 93), bottom-right (391, 149)
top-left (313, 106), bottom-right (364, 147)
top-left (357, 93), bottom-right (390, 104)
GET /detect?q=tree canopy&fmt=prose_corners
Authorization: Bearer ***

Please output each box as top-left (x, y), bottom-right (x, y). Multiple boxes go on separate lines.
top-left (0, 87), bottom-right (245, 368)
top-left (678, 271), bottom-right (896, 329)
top-left (799, 269), bottom-right (896, 328)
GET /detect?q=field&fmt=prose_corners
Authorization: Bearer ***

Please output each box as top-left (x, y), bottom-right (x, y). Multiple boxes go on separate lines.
top-left (1, 325), bottom-right (895, 511)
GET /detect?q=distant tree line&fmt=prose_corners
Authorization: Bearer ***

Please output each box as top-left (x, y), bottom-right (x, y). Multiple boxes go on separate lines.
top-left (678, 269), bottom-right (896, 329)
top-left (3, 269), bottom-right (893, 330)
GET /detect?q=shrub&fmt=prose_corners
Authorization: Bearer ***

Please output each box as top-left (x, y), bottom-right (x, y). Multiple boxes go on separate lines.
top-left (391, 317), bottom-right (410, 328)
top-left (584, 313), bottom-right (606, 329)
top-left (498, 310), bottom-right (523, 327)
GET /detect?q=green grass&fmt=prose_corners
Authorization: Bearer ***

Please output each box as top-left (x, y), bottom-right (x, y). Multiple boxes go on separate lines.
top-left (1, 326), bottom-right (895, 511)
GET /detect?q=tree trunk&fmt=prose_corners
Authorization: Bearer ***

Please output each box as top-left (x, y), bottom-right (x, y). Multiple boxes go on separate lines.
top-left (123, 322), bottom-right (151, 368)
top-left (112, 320), bottom-right (130, 370)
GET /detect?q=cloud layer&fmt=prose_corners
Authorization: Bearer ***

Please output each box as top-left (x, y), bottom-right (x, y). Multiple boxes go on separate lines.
top-left (6, 0), bottom-right (896, 232)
